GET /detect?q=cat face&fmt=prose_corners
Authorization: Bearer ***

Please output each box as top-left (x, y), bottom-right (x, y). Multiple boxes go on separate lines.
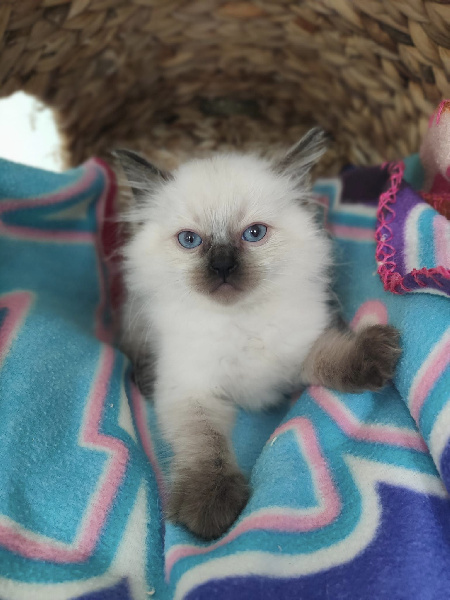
top-left (116, 128), bottom-right (330, 307)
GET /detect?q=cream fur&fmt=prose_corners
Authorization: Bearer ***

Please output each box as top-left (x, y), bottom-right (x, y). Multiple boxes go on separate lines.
top-left (121, 151), bottom-right (332, 484)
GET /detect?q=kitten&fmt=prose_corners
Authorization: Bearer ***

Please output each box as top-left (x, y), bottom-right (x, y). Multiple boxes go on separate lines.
top-left (114, 128), bottom-right (401, 540)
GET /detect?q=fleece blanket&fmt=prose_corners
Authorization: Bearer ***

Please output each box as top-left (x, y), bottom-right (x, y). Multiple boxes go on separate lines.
top-left (0, 106), bottom-right (449, 600)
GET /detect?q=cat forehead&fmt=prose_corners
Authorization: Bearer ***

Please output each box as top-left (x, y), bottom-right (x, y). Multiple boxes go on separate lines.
top-left (176, 153), bottom-right (274, 186)
top-left (162, 154), bottom-right (292, 219)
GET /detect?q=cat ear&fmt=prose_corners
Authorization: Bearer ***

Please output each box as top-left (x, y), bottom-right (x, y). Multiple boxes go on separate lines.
top-left (274, 127), bottom-right (330, 183)
top-left (112, 149), bottom-right (172, 202)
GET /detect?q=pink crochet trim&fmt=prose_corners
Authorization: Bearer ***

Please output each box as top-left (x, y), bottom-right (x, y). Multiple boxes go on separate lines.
top-left (428, 99), bottom-right (450, 127)
top-left (375, 161), bottom-right (409, 294)
top-left (376, 161), bottom-right (450, 295)
top-left (410, 266), bottom-right (450, 288)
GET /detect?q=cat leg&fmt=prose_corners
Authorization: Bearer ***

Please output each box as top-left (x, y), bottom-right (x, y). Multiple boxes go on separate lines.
top-left (157, 393), bottom-right (249, 540)
top-left (130, 352), bottom-right (156, 398)
top-left (301, 324), bottom-right (401, 393)
top-left (119, 336), bottom-right (156, 398)
top-left (120, 296), bottom-right (156, 398)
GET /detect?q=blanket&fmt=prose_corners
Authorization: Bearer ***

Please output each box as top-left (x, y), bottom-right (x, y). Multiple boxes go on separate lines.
top-left (0, 105), bottom-right (449, 600)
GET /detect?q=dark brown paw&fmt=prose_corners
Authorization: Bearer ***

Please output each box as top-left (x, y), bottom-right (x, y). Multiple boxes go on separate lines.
top-left (131, 354), bottom-right (155, 399)
top-left (167, 464), bottom-right (249, 540)
top-left (343, 325), bottom-right (401, 392)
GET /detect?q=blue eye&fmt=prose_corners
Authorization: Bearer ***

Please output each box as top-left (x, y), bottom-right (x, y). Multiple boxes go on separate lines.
top-left (178, 231), bottom-right (202, 249)
top-left (242, 224), bottom-right (267, 243)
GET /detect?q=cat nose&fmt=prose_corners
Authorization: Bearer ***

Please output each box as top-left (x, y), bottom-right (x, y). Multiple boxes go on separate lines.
top-left (210, 255), bottom-right (237, 280)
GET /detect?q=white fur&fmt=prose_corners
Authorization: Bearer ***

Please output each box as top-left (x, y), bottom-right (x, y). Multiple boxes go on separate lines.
top-left (121, 153), bottom-right (332, 452)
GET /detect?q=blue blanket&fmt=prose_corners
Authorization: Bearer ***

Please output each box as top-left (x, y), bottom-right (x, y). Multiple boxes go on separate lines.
top-left (0, 148), bottom-right (449, 600)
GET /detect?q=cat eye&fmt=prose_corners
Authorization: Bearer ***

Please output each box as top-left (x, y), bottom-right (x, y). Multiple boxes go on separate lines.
top-left (178, 230), bottom-right (202, 249)
top-left (242, 224), bottom-right (267, 243)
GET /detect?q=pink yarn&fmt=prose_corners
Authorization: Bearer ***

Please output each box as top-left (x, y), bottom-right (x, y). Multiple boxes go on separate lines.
top-left (428, 99), bottom-right (450, 127)
top-left (375, 161), bottom-right (410, 294)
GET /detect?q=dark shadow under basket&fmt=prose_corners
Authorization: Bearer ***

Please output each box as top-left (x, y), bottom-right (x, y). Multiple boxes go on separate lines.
top-left (1, 1), bottom-right (450, 173)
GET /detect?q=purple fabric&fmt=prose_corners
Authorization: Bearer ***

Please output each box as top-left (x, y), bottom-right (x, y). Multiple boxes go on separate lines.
top-left (74, 580), bottom-right (132, 600)
top-left (375, 161), bottom-right (450, 297)
top-left (186, 485), bottom-right (450, 600)
top-left (341, 165), bottom-right (389, 206)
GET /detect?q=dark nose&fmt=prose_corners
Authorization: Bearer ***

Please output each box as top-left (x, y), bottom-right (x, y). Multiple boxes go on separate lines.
top-left (210, 253), bottom-right (237, 280)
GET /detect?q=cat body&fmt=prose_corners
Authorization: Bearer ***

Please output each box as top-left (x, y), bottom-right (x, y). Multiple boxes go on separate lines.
top-left (155, 287), bottom-right (328, 411)
top-left (123, 156), bottom-right (331, 413)
top-left (116, 130), bottom-right (400, 539)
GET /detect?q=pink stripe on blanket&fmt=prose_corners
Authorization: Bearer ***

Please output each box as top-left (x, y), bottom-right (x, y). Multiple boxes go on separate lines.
top-left (0, 290), bottom-right (34, 364)
top-left (350, 300), bottom-right (388, 330)
top-left (0, 227), bottom-right (94, 242)
top-left (76, 345), bottom-right (129, 557)
top-left (409, 330), bottom-right (450, 424)
top-left (0, 345), bottom-right (129, 562)
top-left (131, 383), bottom-right (166, 503)
top-left (314, 192), bottom-right (375, 242)
top-left (0, 161), bottom-right (99, 243)
top-left (309, 386), bottom-right (427, 452)
top-left (327, 223), bottom-right (375, 241)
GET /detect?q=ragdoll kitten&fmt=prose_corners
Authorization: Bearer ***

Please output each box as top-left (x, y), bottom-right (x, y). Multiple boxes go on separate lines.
top-left (114, 128), bottom-right (401, 540)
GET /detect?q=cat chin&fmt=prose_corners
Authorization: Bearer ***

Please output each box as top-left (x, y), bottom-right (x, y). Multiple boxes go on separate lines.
top-left (208, 282), bottom-right (243, 305)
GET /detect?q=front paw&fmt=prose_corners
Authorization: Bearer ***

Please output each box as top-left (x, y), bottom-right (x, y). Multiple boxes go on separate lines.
top-left (167, 464), bottom-right (249, 540)
top-left (345, 325), bottom-right (401, 392)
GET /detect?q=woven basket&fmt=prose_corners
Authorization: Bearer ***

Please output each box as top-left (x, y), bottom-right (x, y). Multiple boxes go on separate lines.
top-left (2, 1), bottom-right (449, 174)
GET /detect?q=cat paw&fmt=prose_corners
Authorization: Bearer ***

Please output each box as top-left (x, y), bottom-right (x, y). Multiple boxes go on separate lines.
top-left (167, 465), bottom-right (249, 540)
top-left (344, 325), bottom-right (401, 392)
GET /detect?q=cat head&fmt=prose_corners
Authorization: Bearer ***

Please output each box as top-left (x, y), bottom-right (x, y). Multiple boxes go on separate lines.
top-left (114, 128), bottom-right (330, 308)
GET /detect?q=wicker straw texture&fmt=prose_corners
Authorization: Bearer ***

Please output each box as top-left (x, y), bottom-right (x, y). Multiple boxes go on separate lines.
top-left (1, 0), bottom-right (449, 173)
